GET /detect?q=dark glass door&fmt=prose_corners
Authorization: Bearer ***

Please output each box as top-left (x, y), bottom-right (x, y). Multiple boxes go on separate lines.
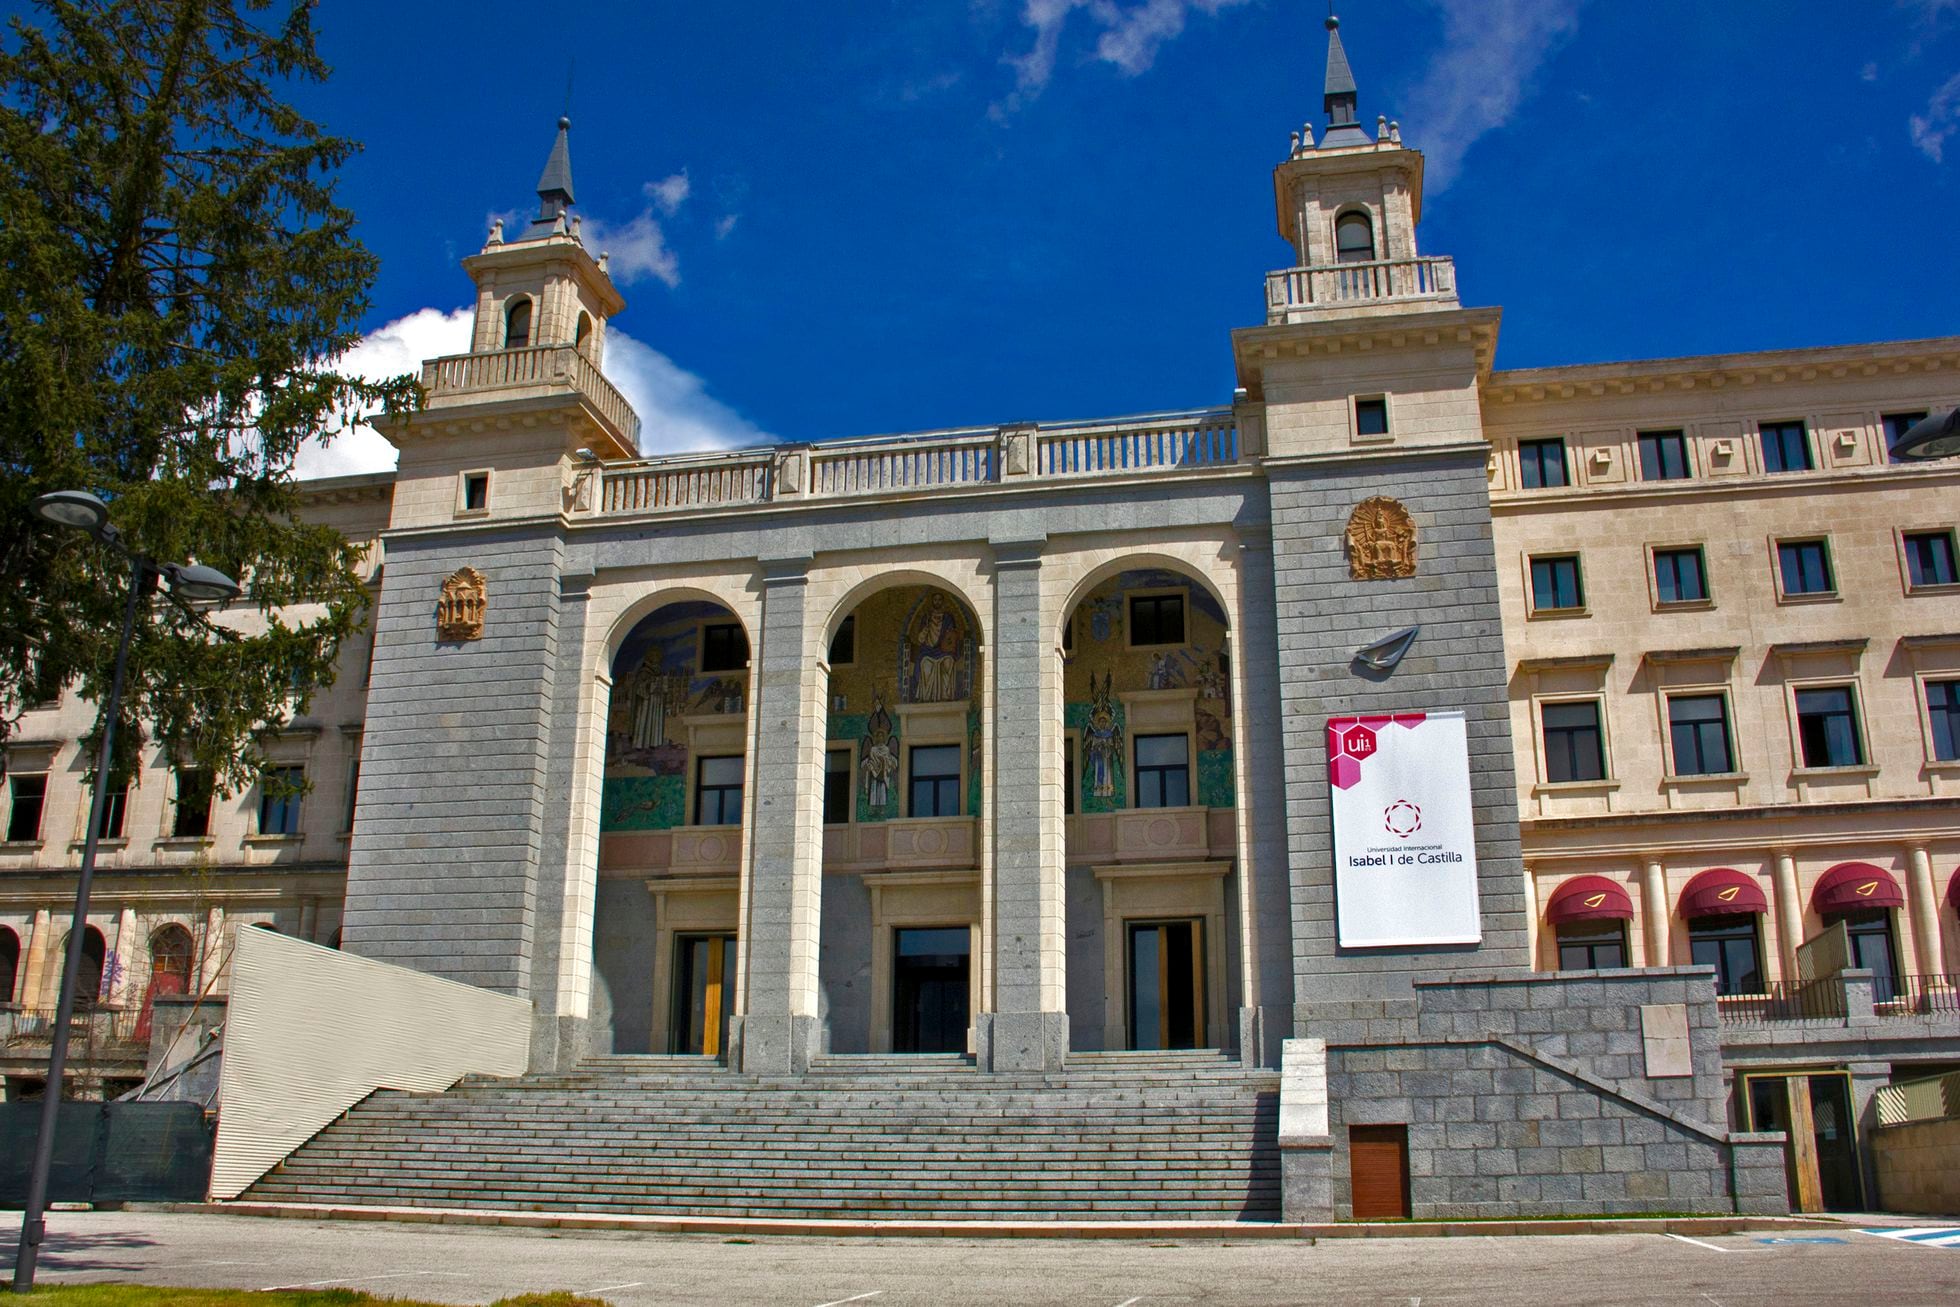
top-left (1128, 919), bottom-right (1204, 1050)
top-left (893, 927), bottom-right (970, 1053)
top-left (672, 934), bottom-right (735, 1057)
top-left (1746, 1073), bottom-right (1863, 1212)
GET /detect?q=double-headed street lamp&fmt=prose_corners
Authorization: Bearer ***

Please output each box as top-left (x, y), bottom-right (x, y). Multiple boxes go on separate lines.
top-left (12, 490), bottom-right (239, 1294)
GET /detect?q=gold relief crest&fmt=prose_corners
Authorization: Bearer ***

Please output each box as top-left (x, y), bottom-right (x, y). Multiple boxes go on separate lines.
top-left (437, 566), bottom-right (487, 641)
top-left (1345, 496), bottom-right (1417, 581)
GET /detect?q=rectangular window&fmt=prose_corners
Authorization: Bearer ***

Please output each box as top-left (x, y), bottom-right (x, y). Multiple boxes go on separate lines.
top-left (344, 757), bottom-right (361, 833)
top-left (907, 744), bottom-right (961, 818)
top-left (461, 471), bottom-right (489, 512)
top-left (1760, 420), bottom-right (1812, 473)
top-left (699, 623), bottom-right (749, 673)
top-left (1653, 546), bottom-right (1708, 605)
top-left (1541, 701), bottom-right (1605, 783)
top-left (1529, 555), bottom-right (1585, 612)
top-left (1688, 917), bottom-right (1763, 996)
top-left (1926, 680), bottom-right (1960, 762)
top-left (694, 755), bottom-right (744, 826)
top-left (828, 615), bottom-right (856, 666)
top-left (257, 766), bottom-right (303, 837)
top-left (1667, 694), bottom-right (1734, 776)
top-left (6, 774), bottom-right (47, 843)
top-left (1518, 438), bottom-right (1569, 489)
top-left (1129, 594), bottom-right (1185, 647)
top-left (1355, 396), bottom-right (1389, 437)
top-left (1133, 734), bottom-right (1191, 809)
top-left (1777, 539), bottom-right (1834, 596)
top-left (1903, 530), bottom-right (1958, 588)
top-left (1638, 429), bottom-right (1692, 481)
top-left (94, 782), bottom-right (129, 840)
top-left (1795, 687), bottom-right (1864, 768)
top-left (823, 749), bottom-right (852, 824)
top-left (1884, 411), bottom-right (1928, 463)
top-left (1556, 921), bottom-right (1627, 971)
top-left (171, 768), bottom-right (213, 839)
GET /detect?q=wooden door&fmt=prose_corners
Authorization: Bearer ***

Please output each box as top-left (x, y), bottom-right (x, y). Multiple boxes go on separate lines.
top-left (1349, 1124), bottom-right (1411, 1220)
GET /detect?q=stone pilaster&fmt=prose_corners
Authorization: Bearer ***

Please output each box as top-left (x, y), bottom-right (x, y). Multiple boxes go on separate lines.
top-left (1234, 524), bottom-right (1293, 1067)
top-left (734, 554), bottom-right (824, 1074)
top-left (977, 536), bottom-right (1068, 1071)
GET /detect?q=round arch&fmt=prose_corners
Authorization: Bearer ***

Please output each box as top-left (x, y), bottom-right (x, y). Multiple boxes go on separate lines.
top-left (1051, 550), bottom-right (1236, 649)
top-left (600, 583), bottom-right (759, 669)
top-left (819, 566), bottom-right (990, 655)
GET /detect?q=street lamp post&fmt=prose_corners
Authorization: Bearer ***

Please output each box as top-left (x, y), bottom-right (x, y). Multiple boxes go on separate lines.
top-left (12, 491), bottom-right (238, 1294)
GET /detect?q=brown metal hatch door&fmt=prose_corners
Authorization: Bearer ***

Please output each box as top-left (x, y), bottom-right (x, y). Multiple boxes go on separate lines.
top-left (1349, 1124), bottom-right (1411, 1220)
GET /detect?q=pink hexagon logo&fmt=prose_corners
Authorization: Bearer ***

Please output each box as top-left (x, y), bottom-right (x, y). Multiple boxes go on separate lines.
top-left (1338, 724), bottom-right (1378, 759)
top-left (1384, 799), bottom-right (1422, 838)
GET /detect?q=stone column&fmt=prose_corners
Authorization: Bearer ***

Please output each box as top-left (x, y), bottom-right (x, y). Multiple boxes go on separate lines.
top-left (200, 906), bottom-right (225, 991)
top-left (1772, 851), bottom-right (1804, 984)
top-left (978, 536), bottom-right (1068, 1071)
top-left (1904, 845), bottom-right (1943, 979)
top-left (21, 908), bottom-right (52, 1007)
top-left (734, 555), bottom-right (825, 1074)
top-left (1641, 859), bottom-right (1671, 966)
top-left (107, 905), bottom-right (138, 1005)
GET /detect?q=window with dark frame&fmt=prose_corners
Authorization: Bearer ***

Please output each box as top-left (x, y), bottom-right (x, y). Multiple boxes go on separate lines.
top-left (95, 781), bottom-right (129, 840)
top-left (828, 615), bottom-right (856, 665)
top-left (1884, 412), bottom-right (1929, 464)
top-left (344, 757), bottom-right (362, 833)
top-left (1652, 546), bottom-right (1708, 605)
top-left (907, 744), bottom-right (961, 818)
top-left (1529, 555), bottom-right (1585, 612)
top-left (1925, 679), bottom-right (1959, 762)
top-left (1667, 695), bottom-right (1734, 776)
top-left (171, 767), bottom-right (213, 839)
top-left (694, 755), bottom-right (744, 826)
top-left (1688, 916), bottom-right (1763, 996)
top-left (462, 472), bottom-right (488, 512)
top-left (503, 297), bottom-right (532, 349)
top-left (257, 766), bottom-right (302, 837)
top-left (1759, 420), bottom-right (1812, 473)
top-left (1795, 686), bottom-right (1864, 768)
top-left (1518, 438), bottom-right (1569, 489)
top-left (1903, 530), bottom-right (1958, 588)
top-left (1541, 700), bottom-right (1605, 783)
top-left (700, 622), bottom-right (750, 672)
top-left (823, 749), bottom-right (852, 824)
top-left (1133, 734), bottom-right (1191, 809)
top-left (1129, 593), bottom-right (1185, 646)
top-left (1335, 211), bottom-right (1375, 263)
top-left (1355, 396), bottom-right (1389, 437)
top-left (1555, 921), bottom-right (1626, 970)
top-left (1777, 539), bottom-right (1834, 596)
top-left (1637, 430), bottom-right (1692, 481)
top-left (1828, 907), bottom-right (1898, 1000)
top-left (6, 774), bottom-right (47, 843)
top-left (1063, 736), bottom-right (1076, 816)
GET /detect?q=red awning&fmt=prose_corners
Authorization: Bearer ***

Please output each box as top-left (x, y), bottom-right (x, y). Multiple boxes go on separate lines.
top-left (1812, 861), bottom-right (1906, 914)
top-left (1545, 875), bottom-right (1635, 924)
top-left (1679, 868), bottom-right (1768, 918)
top-left (1947, 867), bottom-right (1960, 916)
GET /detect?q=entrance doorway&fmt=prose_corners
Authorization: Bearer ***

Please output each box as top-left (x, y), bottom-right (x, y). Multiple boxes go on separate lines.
top-left (1127, 919), bottom-right (1204, 1050)
top-left (892, 927), bottom-right (970, 1053)
top-left (1349, 1124), bottom-right (1411, 1219)
top-left (1745, 1071), bottom-right (1863, 1211)
top-left (671, 933), bottom-right (735, 1056)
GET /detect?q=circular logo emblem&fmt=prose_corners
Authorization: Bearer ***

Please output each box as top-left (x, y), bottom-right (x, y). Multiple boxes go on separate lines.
top-left (1383, 799), bottom-right (1422, 838)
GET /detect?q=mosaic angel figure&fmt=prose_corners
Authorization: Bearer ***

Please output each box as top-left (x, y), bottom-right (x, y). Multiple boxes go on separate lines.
top-left (859, 696), bottom-right (899, 811)
top-left (1083, 672), bottom-right (1124, 799)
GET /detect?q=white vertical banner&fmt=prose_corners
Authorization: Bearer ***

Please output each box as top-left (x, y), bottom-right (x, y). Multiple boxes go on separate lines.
top-left (1327, 710), bottom-right (1482, 947)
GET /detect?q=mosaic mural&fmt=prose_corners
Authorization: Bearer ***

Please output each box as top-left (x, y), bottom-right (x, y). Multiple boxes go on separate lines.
top-left (601, 601), bottom-right (747, 832)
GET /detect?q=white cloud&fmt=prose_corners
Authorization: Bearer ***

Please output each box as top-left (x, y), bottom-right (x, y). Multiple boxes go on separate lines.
top-left (1400, 0), bottom-right (1587, 194)
top-left (714, 214), bottom-right (740, 241)
top-left (1861, 61), bottom-right (1880, 83)
top-left (295, 306), bottom-right (770, 480)
top-left (646, 171), bottom-right (691, 216)
top-left (1909, 69), bottom-right (1960, 161)
top-left (583, 209), bottom-right (681, 288)
top-left (997, 0), bottom-right (1250, 116)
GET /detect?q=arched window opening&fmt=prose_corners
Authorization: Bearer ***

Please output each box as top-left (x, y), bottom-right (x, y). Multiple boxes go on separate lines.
top-left (74, 926), bottom-right (107, 1005)
top-left (148, 924), bottom-right (195, 999)
top-left (575, 311), bottom-right (593, 353)
top-left (0, 927), bottom-right (20, 1004)
top-left (504, 297), bottom-right (533, 350)
top-left (1335, 211), bottom-right (1376, 264)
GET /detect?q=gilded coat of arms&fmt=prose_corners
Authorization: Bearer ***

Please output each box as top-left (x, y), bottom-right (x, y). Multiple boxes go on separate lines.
top-left (436, 567), bottom-right (487, 641)
top-left (1345, 496), bottom-right (1417, 581)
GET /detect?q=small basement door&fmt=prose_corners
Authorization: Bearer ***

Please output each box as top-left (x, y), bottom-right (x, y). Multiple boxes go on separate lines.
top-left (1349, 1124), bottom-right (1411, 1220)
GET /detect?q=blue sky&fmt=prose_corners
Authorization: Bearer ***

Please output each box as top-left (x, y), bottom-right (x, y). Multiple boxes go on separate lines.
top-left (30, 1), bottom-right (1960, 467)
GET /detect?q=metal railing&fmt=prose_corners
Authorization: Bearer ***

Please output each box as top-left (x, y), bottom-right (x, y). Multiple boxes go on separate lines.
top-left (1875, 972), bottom-right (1960, 1016)
top-left (1265, 255), bottom-right (1457, 317)
top-left (422, 343), bottom-right (642, 446)
top-left (2, 1005), bottom-right (145, 1048)
top-left (1874, 1070), bottom-right (1960, 1127)
top-left (1716, 979), bottom-right (1847, 1025)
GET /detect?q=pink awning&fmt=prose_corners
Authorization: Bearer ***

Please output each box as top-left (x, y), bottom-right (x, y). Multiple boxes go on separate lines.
top-left (1812, 862), bottom-right (1905, 914)
top-left (1947, 867), bottom-right (1959, 916)
top-left (1679, 868), bottom-right (1769, 918)
top-left (1546, 876), bottom-right (1635, 924)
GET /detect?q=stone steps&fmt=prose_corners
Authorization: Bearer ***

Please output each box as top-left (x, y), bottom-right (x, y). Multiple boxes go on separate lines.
top-left (246, 1054), bottom-right (1282, 1221)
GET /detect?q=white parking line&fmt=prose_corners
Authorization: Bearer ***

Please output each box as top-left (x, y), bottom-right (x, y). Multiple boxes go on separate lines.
top-left (583, 1284), bottom-right (646, 1296)
top-left (1114, 1298), bottom-right (1143, 1307)
top-left (1665, 1234), bottom-right (1737, 1253)
top-left (812, 1293), bottom-right (883, 1307)
top-left (258, 1271), bottom-right (470, 1291)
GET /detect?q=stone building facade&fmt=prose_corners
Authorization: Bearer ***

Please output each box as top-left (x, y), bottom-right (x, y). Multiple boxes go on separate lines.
top-left (5, 16), bottom-right (1957, 1219)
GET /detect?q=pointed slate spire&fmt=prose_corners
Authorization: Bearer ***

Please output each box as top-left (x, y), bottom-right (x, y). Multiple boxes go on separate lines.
top-left (536, 116), bottom-right (576, 221)
top-left (1323, 13), bottom-right (1357, 125)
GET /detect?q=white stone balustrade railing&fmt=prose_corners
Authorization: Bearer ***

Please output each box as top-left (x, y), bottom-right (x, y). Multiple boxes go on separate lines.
top-left (590, 409), bottom-right (1243, 519)
top-left (422, 344), bottom-right (642, 447)
top-left (1264, 255), bottom-right (1457, 322)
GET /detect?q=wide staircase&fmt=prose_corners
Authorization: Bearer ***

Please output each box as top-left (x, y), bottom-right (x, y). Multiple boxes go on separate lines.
top-left (243, 1049), bottom-right (1281, 1222)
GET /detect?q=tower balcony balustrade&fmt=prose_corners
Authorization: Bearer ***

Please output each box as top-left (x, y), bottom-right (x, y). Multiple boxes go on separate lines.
top-left (421, 343), bottom-right (641, 450)
top-left (1264, 254), bottom-right (1458, 325)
